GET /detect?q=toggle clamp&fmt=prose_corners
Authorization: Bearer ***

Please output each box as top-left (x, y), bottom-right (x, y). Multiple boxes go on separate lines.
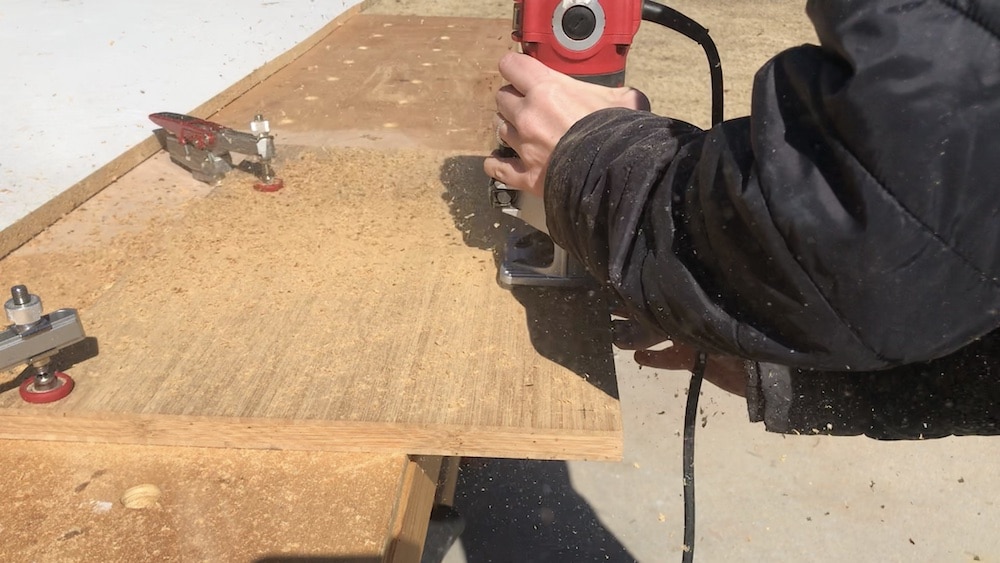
top-left (150, 112), bottom-right (284, 192)
top-left (0, 285), bottom-right (86, 403)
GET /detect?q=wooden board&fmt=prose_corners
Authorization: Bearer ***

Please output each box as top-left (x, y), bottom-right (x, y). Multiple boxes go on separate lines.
top-left (0, 15), bottom-right (622, 461)
top-left (0, 441), bottom-right (436, 562)
top-left (215, 14), bottom-right (513, 153)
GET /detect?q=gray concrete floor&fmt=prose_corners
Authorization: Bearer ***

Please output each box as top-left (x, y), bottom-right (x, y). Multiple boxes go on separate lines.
top-left (442, 355), bottom-right (1000, 562)
top-left (364, 1), bottom-right (1000, 561)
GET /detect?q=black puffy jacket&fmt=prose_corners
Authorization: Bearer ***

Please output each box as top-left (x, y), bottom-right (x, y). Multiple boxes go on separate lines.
top-left (544, 0), bottom-right (1000, 437)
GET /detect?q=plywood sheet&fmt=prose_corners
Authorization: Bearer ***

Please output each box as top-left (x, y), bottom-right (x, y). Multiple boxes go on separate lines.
top-left (0, 147), bottom-right (620, 459)
top-left (0, 15), bottom-right (620, 460)
top-left (0, 441), bottom-right (432, 562)
top-left (215, 14), bottom-right (514, 152)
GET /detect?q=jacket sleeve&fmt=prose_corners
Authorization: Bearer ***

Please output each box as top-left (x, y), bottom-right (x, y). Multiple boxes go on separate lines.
top-left (544, 0), bottom-right (1000, 372)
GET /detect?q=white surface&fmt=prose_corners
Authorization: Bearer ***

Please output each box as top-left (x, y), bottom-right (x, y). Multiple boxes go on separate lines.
top-left (0, 0), bottom-right (358, 231)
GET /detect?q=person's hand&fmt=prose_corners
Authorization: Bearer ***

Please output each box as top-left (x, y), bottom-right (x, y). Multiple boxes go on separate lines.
top-left (612, 317), bottom-right (748, 397)
top-left (482, 52), bottom-right (650, 197)
top-left (634, 343), bottom-right (748, 397)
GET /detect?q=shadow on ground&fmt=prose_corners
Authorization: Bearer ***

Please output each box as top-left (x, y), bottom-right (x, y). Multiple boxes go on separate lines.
top-left (444, 458), bottom-right (638, 563)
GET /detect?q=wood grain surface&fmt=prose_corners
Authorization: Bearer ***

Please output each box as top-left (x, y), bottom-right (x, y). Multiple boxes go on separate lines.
top-left (0, 15), bottom-right (622, 461)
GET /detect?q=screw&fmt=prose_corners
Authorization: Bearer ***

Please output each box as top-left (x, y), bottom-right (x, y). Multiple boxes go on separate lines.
top-left (32, 361), bottom-right (57, 391)
top-left (10, 285), bottom-right (30, 305)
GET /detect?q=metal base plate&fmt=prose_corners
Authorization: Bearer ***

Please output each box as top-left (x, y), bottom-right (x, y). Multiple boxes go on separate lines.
top-left (497, 226), bottom-right (591, 289)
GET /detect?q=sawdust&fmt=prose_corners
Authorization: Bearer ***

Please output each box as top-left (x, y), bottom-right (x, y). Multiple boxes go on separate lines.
top-left (0, 145), bottom-right (619, 461)
top-left (0, 440), bottom-right (405, 561)
top-left (0, 154), bottom-right (215, 314)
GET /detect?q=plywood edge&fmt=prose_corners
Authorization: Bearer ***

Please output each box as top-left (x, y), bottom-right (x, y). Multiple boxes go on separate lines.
top-left (385, 455), bottom-right (444, 563)
top-left (0, 0), bottom-right (377, 260)
top-left (0, 412), bottom-right (624, 461)
top-left (434, 456), bottom-right (461, 507)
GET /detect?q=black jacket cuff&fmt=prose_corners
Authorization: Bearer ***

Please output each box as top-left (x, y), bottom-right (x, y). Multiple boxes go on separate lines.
top-left (746, 330), bottom-right (1000, 439)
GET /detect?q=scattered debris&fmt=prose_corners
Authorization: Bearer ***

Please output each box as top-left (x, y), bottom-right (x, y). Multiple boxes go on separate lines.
top-left (121, 484), bottom-right (162, 509)
top-left (57, 528), bottom-right (85, 542)
top-left (89, 500), bottom-right (113, 514)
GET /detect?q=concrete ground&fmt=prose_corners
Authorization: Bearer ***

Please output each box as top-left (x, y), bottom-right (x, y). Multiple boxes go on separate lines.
top-left (363, 1), bottom-right (1000, 561)
top-left (442, 358), bottom-right (1000, 562)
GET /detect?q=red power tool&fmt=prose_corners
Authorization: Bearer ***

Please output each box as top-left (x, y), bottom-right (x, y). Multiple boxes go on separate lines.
top-left (490, 0), bottom-right (721, 289)
top-left (490, 0), bottom-right (644, 288)
top-left (514, 0), bottom-right (642, 87)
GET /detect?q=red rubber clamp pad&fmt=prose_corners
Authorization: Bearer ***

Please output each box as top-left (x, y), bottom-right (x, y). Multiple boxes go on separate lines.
top-left (19, 371), bottom-right (75, 404)
top-left (254, 178), bottom-right (284, 192)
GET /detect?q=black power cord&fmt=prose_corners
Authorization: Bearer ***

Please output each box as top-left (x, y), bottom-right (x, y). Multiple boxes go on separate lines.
top-left (682, 352), bottom-right (708, 563)
top-left (638, 3), bottom-right (724, 561)
top-left (641, 2), bottom-right (724, 125)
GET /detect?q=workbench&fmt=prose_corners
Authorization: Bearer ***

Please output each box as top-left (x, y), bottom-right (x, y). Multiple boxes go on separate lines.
top-left (0, 11), bottom-right (621, 561)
